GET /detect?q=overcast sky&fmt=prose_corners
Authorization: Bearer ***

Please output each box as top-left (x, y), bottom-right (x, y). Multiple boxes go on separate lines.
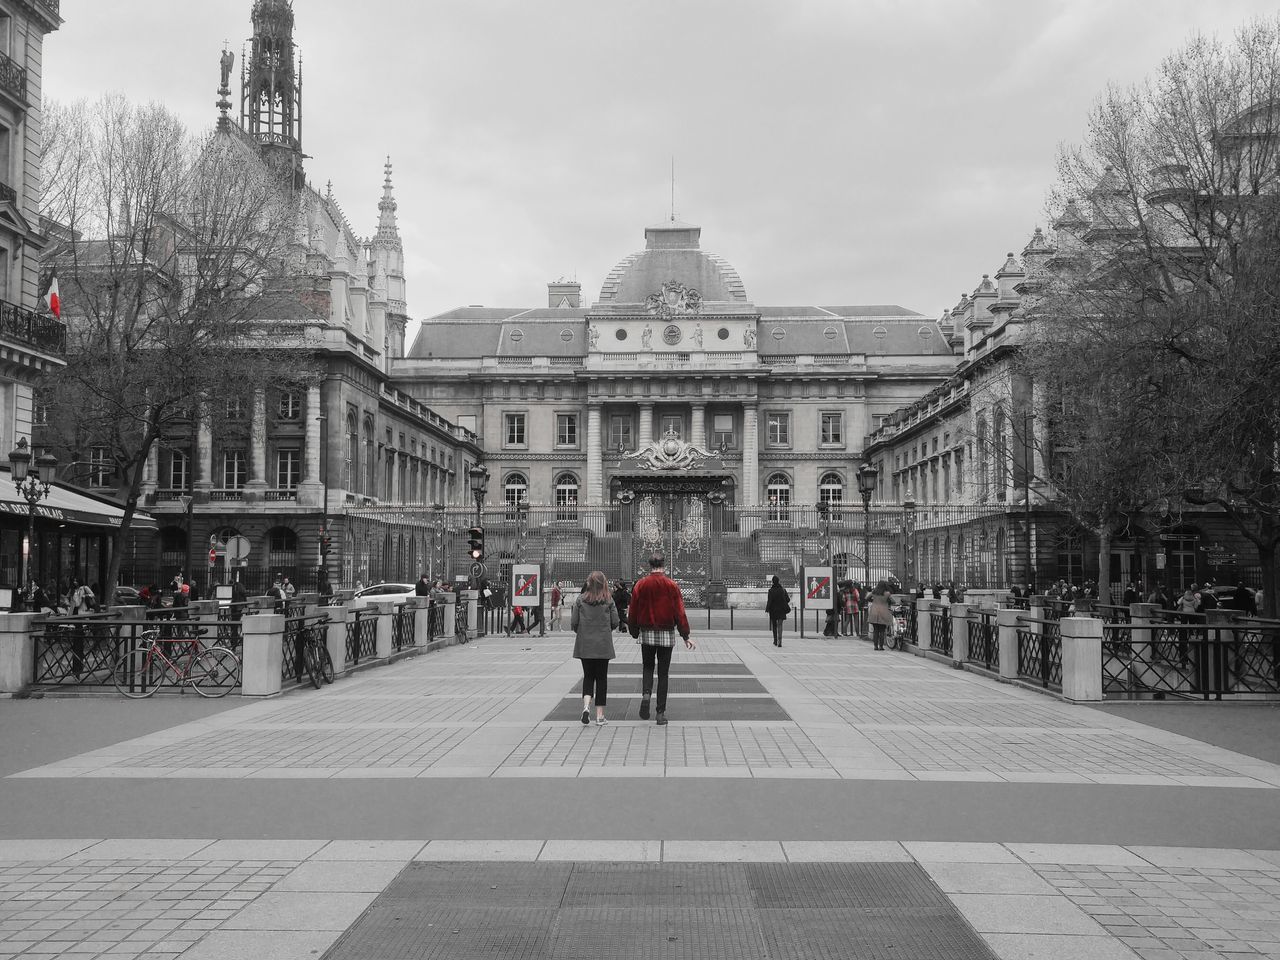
top-left (46, 1), bottom-right (1277, 327)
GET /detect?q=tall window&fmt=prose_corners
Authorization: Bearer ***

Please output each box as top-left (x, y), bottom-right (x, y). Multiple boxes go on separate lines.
top-left (820, 412), bottom-right (843, 446)
top-left (993, 406), bottom-right (1007, 502)
top-left (555, 473), bottom-right (579, 521)
top-left (609, 415), bottom-right (632, 452)
top-left (976, 416), bottom-right (989, 500)
top-left (276, 449), bottom-right (301, 489)
top-left (504, 472), bottom-right (529, 506)
top-left (556, 413), bottom-right (578, 447)
top-left (345, 414), bottom-right (358, 491)
top-left (766, 412), bottom-right (790, 447)
top-left (660, 414), bottom-right (682, 439)
top-left (88, 447), bottom-right (110, 488)
top-left (33, 394), bottom-right (47, 426)
top-left (818, 472), bottom-right (843, 513)
top-left (169, 450), bottom-right (189, 491)
top-left (766, 473), bottom-right (791, 521)
top-left (222, 450), bottom-right (247, 489)
top-left (364, 419), bottom-right (375, 495)
top-left (505, 412), bottom-right (526, 447)
top-left (224, 396), bottom-right (246, 420)
top-left (267, 527), bottom-right (298, 571)
top-left (712, 414), bottom-right (734, 449)
top-left (277, 392), bottom-right (301, 420)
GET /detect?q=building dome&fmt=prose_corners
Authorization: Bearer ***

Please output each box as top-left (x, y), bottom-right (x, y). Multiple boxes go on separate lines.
top-left (596, 221), bottom-right (748, 305)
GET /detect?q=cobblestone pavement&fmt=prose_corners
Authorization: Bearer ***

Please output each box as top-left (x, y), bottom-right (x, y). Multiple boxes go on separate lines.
top-left (4, 628), bottom-right (1280, 958)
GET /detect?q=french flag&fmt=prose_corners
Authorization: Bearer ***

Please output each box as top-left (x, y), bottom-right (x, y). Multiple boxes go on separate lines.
top-left (44, 273), bottom-right (59, 318)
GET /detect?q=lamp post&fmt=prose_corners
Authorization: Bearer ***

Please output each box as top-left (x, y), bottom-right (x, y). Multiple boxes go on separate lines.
top-left (177, 493), bottom-right (194, 588)
top-left (856, 464), bottom-right (879, 591)
top-left (468, 464), bottom-right (488, 527)
top-left (8, 438), bottom-right (56, 591)
top-left (431, 502), bottom-right (446, 582)
top-left (902, 498), bottom-right (917, 588)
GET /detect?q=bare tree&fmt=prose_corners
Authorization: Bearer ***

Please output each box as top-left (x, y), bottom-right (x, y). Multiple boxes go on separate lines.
top-left (38, 94), bottom-right (318, 601)
top-left (1023, 18), bottom-right (1280, 613)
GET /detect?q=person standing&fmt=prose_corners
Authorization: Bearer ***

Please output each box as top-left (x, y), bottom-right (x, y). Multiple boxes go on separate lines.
top-left (281, 576), bottom-right (296, 600)
top-left (765, 575), bottom-right (790, 647)
top-left (867, 579), bottom-right (895, 650)
top-left (572, 571), bottom-right (618, 725)
top-left (612, 579), bottom-right (631, 633)
top-left (627, 555), bottom-right (695, 725)
top-left (550, 583), bottom-right (563, 630)
top-left (415, 573), bottom-right (432, 597)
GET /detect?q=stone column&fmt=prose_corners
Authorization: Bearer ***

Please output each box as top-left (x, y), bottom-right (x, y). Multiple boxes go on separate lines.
top-left (691, 403), bottom-right (706, 450)
top-left (915, 597), bottom-right (931, 649)
top-left (245, 389), bottom-right (268, 496)
top-left (997, 607), bottom-right (1021, 679)
top-left (0, 613), bottom-right (37, 692)
top-left (240, 613), bottom-right (284, 696)
top-left (325, 605), bottom-right (348, 670)
top-left (194, 403), bottom-right (214, 493)
top-left (1060, 616), bottom-right (1103, 701)
top-left (742, 403), bottom-right (759, 506)
top-left (638, 403), bottom-right (654, 447)
top-left (298, 385), bottom-right (324, 508)
top-left (586, 403), bottom-right (603, 505)
top-left (373, 600), bottom-right (395, 659)
top-left (949, 602), bottom-right (971, 664)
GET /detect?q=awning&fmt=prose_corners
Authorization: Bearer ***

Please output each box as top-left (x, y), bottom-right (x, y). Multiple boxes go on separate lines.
top-left (0, 479), bottom-right (157, 531)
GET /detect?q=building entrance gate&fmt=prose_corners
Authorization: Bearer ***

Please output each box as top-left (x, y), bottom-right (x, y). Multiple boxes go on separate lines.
top-left (614, 474), bottom-right (731, 596)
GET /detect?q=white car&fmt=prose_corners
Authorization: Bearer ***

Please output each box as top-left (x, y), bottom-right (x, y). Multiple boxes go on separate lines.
top-left (348, 582), bottom-right (417, 609)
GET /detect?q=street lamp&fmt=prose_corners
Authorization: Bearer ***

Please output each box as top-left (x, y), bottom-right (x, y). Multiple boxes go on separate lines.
top-left (468, 464), bottom-right (489, 526)
top-left (856, 463), bottom-right (879, 592)
top-left (8, 438), bottom-right (56, 591)
top-left (178, 493), bottom-right (194, 587)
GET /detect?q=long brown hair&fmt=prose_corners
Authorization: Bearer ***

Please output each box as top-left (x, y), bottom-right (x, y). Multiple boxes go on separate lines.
top-left (582, 570), bottom-right (610, 603)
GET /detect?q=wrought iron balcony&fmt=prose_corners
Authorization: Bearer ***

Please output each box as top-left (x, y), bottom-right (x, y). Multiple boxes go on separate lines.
top-left (0, 181), bottom-right (15, 205)
top-left (0, 298), bottom-right (65, 354)
top-left (0, 51), bottom-right (26, 102)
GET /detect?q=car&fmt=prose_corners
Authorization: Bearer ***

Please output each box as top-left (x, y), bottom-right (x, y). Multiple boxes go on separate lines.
top-left (111, 586), bottom-right (147, 606)
top-left (348, 582), bottom-right (417, 609)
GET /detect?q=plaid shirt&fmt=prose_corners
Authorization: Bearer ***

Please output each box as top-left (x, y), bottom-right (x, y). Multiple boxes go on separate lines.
top-left (637, 627), bottom-right (677, 648)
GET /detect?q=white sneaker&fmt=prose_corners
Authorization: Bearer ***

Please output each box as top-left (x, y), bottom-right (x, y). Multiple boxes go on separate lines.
top-left (595, 716), bottom-right (608, 726)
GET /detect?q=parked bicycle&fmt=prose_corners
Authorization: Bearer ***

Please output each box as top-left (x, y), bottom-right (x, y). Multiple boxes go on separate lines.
top-left (112, 627), bottom-right (240, 698)
top-left (300, 620), bottom-right (335, 689)
top-left (887, 602), bottom-right (909, 651)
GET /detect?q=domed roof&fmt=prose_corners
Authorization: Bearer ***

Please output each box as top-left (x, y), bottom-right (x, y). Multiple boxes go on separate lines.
top-left (596, 221), bottom-right (748, 305)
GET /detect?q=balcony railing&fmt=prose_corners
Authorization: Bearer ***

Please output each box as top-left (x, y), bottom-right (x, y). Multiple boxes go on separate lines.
top-left (0, 299), bottom-right (65, 354)
top-left (0, 181), bottom-right (14, 205)
top-left (265, 488), bottom-right (297, 501)
top-left (0, 51), bottom-right (26, 102)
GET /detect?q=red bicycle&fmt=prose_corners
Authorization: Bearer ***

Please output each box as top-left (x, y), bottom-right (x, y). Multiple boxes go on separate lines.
top-left (112, 626), bottom-right (240, 698)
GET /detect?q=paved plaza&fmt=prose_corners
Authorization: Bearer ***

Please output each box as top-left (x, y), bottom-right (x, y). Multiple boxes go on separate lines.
top-left (2, 628), bottom-right (1280, 958)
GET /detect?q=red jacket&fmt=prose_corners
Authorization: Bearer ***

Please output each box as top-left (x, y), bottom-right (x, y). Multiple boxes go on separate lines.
top-left (627, 570), bottom-right (690, 639)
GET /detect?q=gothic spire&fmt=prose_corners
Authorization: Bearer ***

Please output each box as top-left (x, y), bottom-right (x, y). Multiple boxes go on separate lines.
top-left (375, 156), bottom-right (400, 243)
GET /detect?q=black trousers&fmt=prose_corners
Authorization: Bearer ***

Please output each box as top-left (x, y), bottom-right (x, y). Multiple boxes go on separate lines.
top-left (640, 643), bottom-right (675, 712)
top-left (770, 617), bottom-right (784, 645)
top-left (581, 658), bottom-right (609, 705)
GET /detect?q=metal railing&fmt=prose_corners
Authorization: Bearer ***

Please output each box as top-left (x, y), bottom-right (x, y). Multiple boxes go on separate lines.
top-left (0, 51), bottom-right (25, 101)
top-left (967, 611), bottom-right (998, 670)
top-left (428, 601), bottom-right (447, 641)
top-left (0, 298), bottom-right (64, 353)
top-left (1016, 617), bottom-right (1062, 690)
top-left (928, 603), bottom-right (952, 656)
top-left (1102, 620), bottom-right (1280, 700)
top-left (1094, 603), bottom-right (1131, 624)
top-left (281, 613), bottom-right (329, 685)
top-left (392, 603), bottom-right (414, 651)
top-left (346, 608), bottom-right (377, 665)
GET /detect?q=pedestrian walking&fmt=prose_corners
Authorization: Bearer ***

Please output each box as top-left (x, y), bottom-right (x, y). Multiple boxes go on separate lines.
top-left (612, 580), bottom-right (631, 632)
top-left (572, 571), bottom-right (618, 725)
top-left (627, 555), bottom-right (695, 725)
top-left (867, 580), bottom-right (894, 650)
top-left (765, 575), bottom-right (790, 647)
top-left (549, 583), bottom-right (563, 630)
top-left (839, 582), bottom-right (857, 637)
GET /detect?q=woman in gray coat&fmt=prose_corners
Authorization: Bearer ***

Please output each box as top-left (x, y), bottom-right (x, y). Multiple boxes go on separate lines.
top-left (573, 570), bottom-right (619, 725)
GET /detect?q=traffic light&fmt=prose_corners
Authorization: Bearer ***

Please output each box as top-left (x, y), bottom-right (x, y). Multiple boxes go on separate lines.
top-left (320, 533), bottom-right (332, 557)
top-left (467, 526), bottom-right (485, 561)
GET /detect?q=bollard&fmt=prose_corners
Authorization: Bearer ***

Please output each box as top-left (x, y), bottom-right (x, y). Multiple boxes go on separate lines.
top-left (915, 598), bottom-right (931, 649)
top-left (324, 604), bottom-right (349, 671)
top-left (1060, 615), bottom-right (1103, 701)
top-left (997, 608), bottom-right (1021, 680)
top-left (949, 603), bottom-right (971, 664)
top-left (373, 600), bottom-right (395, 659)
top-left (240, 613), bottom-right (285, 696)
top-left (0, 613), bottom-right (38, 692)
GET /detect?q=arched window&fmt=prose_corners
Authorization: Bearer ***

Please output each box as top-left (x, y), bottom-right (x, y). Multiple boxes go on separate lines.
top-left (555, 473), bottom-right (579, 521)
top-left (363, 418), bottom-right (375, 496)
top-left (505, 472), bottom-right (529, 506)
top-left (345, 414), bottom-right (358, 491)
top-left (766, 473), bottom-right (790, 521)
top-left (818, 472), bottom-right (843, 518)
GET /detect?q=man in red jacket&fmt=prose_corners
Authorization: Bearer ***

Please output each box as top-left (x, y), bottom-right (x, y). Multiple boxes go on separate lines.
top-left (627, 555), bottom-right (696, 725)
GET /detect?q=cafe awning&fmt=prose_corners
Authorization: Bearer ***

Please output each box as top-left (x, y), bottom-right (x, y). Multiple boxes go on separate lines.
top-left (0, 478), bottom-right (157, 531)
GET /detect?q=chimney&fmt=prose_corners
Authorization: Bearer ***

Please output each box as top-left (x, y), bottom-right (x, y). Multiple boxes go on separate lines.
top-left (548, 280), bottom-right (581, 308)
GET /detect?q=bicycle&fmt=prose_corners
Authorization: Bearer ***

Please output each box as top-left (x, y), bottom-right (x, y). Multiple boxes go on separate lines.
top-left (300, 621), bottom-right (335, 689)
top-left (886, 606), bottom-right (908, 652)
top-left (112, 627), bottom-right (240, 698)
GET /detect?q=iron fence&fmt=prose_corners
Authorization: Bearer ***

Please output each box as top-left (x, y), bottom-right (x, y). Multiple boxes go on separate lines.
top-left (928, 603), bottom-right (952, 655)
top-left (1102, 621), bottom-right (1280, 700)
top-left (1094, 603), bottom-right (1131, 624)
top-left (967, 611), bottom-right (999, 670)
top-left (346, 609), bottom-right (377, 665)
top-left (392, 603), bottom-right (415, 651)
top-left (428, 601), bottom-right (447, 641)
top-left (282, 615), bottom-right (304, 685)
top-left (1016, 617), bottom-right (1062, 690)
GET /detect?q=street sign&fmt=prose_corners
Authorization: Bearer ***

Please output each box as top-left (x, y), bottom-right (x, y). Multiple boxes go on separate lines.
top-left (226, 535), bottom-right (251, 562)
top-left (511, 563), bottom-right (541, 609)
top-left (804, 566), bottom-right (835, 608)
top-left (470, 561), bottom-right (487, 580)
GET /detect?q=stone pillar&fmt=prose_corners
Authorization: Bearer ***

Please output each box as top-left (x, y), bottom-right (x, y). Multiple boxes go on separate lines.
top-left (298, 384), bottom-right (324, 507)
top-left (240, 613), bottom-right (284, 696)
top-left (742, 403), bottom-right (759, 506)
top-left (325, 604), bottom-right (348, 670)
top-left (373, 600), bottom-right (395, 659)
top-left (462, 589), bottom-right (480, 638)
top-left (0, 612), bottom-right (37, 692)
top-left (1060, 615), bottom-right (1103, 701)
top-left (407, 596), bottom-right (432, 646)
top-left (915, 597), bottom-right (931, 649)
top-left (194, 403), bottom-right (214, 493)
top-left (691, 403), bottom-right (706, 450)
top-left (245, 389), bottom-right (268, 496)
top-left (950, 602), bottom-right (971, 664)
top-left (638, 403), bottom-right (654, 447)
top-left (997, 607), bottom-right (1021, 679)
top-left (586, 403), bottom-right (603, 506)
top-left (441, 592), bottom-right (457, 642)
